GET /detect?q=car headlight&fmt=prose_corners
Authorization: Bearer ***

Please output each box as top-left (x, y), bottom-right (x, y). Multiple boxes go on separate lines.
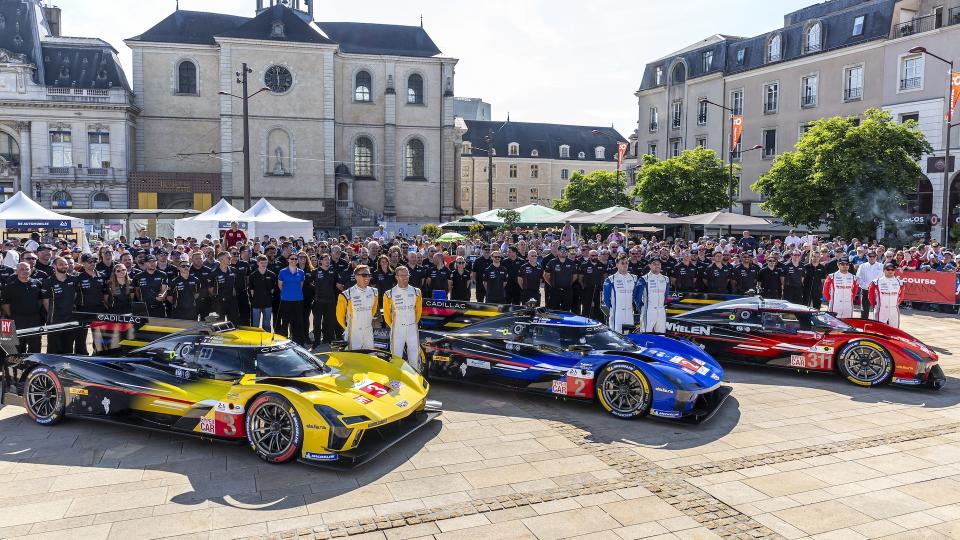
top-left (314, 404), bottom-right (355, 449)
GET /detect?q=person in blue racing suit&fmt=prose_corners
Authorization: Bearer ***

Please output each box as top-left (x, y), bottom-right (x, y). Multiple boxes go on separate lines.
top-left (601, 256), bottom-right (645, 334)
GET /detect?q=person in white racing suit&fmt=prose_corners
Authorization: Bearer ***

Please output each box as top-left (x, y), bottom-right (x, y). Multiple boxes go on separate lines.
top-left (868, 263), bottom-right (904, 328)
top-left (640, 259), bottom-right (670, 333)
top-left (601, 256), bottom-right (644, 334)
top-left (382, 265), bottom-right (423, 371)
top-left (336, 265), bottom-right (378, 349)
top-left (822, 257), bottom-right (859, 319)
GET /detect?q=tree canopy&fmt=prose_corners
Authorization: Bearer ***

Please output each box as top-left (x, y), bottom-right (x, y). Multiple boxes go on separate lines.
top-left (633, 147), bottom-right (730, 215)
top-left (552, 170), bottom-right (632, 212)
top-left (752, 108), bottom-right (931, 238)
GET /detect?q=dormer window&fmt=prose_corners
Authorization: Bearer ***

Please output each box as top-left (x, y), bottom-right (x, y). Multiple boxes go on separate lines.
top-left (767, 34), bottom-right (782, 63)
top-left (531, 149), bottom-right (539, 157)
top-left (655, 66), bottom-right (663, 85)
top-left (577, 151), bottom-right (586, 160)
top-left (594, 146), bottom-right (605, 159)
top-left (508, 143), bottom-right (519, 156)
top-left (804, 22), bottom-right (822, 53)
top-left (271, 21), bottom-right (285, 38)
top-left (559, 145), bottom-right (570, 159)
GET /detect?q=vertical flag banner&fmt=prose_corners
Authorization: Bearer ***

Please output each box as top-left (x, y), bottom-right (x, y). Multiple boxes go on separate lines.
top-left (617, 142), bottom-right (628, 168)
top-left (731, 115), bottom-right (744, 149)
top-left (950, 71), bottom-right (960, 121)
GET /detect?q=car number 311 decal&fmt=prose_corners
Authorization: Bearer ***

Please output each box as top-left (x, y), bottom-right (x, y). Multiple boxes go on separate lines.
top-left (790, 353), bottom-right (833, 370)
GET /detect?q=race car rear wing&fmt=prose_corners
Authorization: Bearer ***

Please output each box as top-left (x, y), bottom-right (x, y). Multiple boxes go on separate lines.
top-left (665, 292), bottom-right (746, 315)
top-left (0, 319), bottom-right (82, 356)
top-left (420, 299), bottom-right (526, 331)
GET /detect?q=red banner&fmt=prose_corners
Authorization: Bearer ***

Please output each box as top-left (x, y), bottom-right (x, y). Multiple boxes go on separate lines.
top-left (950, 71), bottom-right (960, 121)
top-left (731, 115), bottom-right (744, 150)
top-left (897, 270), bottom-right (957, 304)
top-left (617, 142), bottom-right (628, 168)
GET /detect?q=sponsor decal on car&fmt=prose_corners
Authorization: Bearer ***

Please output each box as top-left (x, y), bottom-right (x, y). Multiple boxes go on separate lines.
top-left (668, 355), bottom-right (709, 375)
top-left (790, 354), bottom-right (806, 367)
top-left (354, 380), bottom-right (391, 398)
top-left (433, 355), bottom-right (451, 362)
top-left (665, 322), bottom-right (712, 336)
top-left (199, 417), bottom-right (215, 434)
top-left (650, 409), bottom-right (682, 418)
top-left (893, 377), bottom-right (923, 385)
top-left (396, 400), bottom-right (409, 408)
top-left (552, 380), bottom-right (568, 395)
top-left (466, 358), bottom-right (491, 370)
top-left (68, 387), bottom-right (88, 396)
top-left (654, 387), bottom-right (674, 394)
top-left (304, 452), bottom-right (338, 461)
top-left (809, 345), bottom-right (834, 354)
top-left (354, 395), bottom-right (373, 404)
top-left (215, 401), bottom-right (243, 414)
top-left (305, 424), bottom-right (326, 430)
top-left (388, 380), bottom-right (402, 390)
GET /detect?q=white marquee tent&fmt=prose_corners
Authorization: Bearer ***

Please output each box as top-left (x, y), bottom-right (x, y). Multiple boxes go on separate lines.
top-left (238, 198), bottom-right (313, 239)
top-left (173, 198), bottom-right (243, 239)
top-left (0, 192), bottom-right (87, 250)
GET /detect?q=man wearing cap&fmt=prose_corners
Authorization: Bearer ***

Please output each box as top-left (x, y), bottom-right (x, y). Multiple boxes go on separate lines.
top-left (869, 264), bottom-right (904, 327)
top-left (802, 251), bottom-right (828, 309)
top-left (671, 252), bottom-right (700, 292)
top-left (74, 253), bottom-right (107, 353)
top-left (544, 246), bottom-right (576, 310)
top-left (168, 257), bottom-right (201, 320)
top-left (823, 257), bottom-right (858, 318)
top-left (336, 265), bottom-right (378, 349)
top-left (855, 251), bottom-right (883, 318)
top-left (758, 254), bottom-right (784, 299)
top-left (732, 252), bottom-right (760, 294)
top-left (702, 252), bottom-right (733, 294)
top-left (472, 246), bottom-right (493, 302)
top-left (482, 251), bottom-right (510, 304)
top-left (782, 251), bottom-right (805, 304)
top-left (578, 249), bottom-right (605, 319)
top-left (135, 255), bottom-right (169, 317)
top-left (640, 259), bottom-right (669, 333)
top-left (210, 252), bottom-right (242, 323)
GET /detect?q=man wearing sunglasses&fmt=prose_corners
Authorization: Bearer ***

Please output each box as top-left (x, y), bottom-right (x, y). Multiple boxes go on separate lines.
top-left (823, 257), bottom-right (858, 319)
top-left (869, 263), bottom-right (905, 327)
top-left (336, 265), bottom-right (378, 349)
top-left (383, 266), bottom-right (423, 370)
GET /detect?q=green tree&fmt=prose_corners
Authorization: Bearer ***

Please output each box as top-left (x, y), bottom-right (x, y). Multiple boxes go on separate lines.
top-left (496, 209), bottom-right (521, 230)
top-left (420, 223), bottom-right (442, 239)
top-left (467, 222), bottom-right (486, 238)
top-left (632, 147), bottom-right (731, 215)
top-left (752, 109), bottom-right (931, 238)
top-left (552, 170), bottom-right (632, 212)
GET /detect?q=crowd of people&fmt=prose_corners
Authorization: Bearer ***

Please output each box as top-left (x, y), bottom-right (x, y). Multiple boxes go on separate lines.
top-left (1, 221), bottom-right (957, 358)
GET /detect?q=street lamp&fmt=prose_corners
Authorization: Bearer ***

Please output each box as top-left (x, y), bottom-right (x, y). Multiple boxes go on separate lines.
top-left (218, 62), bottom-right (271, 210)
top-left (591, 129), bottom-right (624, 183)
top-left (703, 100), bottom-right (763, 218)
top-left (908, 46), bottom-right (957, 245)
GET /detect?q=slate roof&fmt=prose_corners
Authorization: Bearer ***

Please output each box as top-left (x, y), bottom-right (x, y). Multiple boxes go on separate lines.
top-left (638, 0), bottom-right (896, 91)
top-left (0, 0), bottom-right (45, 82)
top-left (129, 6), bottom-right (442, 57)
top-left (218, 4), bottom-right (332, 44)
top-left (41, 43), bottom-right (130, 90)
top-left (462, 120), bottom-right (627, 162)
top-left (127, 10), bottom-right (250, 45)
top-left (316, 22), bottom-right (441, 57)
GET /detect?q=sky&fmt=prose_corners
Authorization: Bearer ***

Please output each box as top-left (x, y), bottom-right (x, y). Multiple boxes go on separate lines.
top-left (54, 0), bottom-right (816, 137)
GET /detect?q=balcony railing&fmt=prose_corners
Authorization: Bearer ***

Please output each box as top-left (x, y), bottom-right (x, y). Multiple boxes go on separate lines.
top-left (671, 118), bottom-right (681, 129)
top-left (844, 87), bottom-right (863, 101)
top-left (894, 14), bottom-right (937, 38)
top-left (900, 77), bottom-right (922, 91)
top-left (40, 166), bottom-right (125, 180)
top-left (950, 7), bottom-right (960, 26)
top-left (801, 94), bottom-right (817, 107)
top-left (46, 87), bottom-right (112, 103)
top-left (697, 114), bottom-right (707, 124)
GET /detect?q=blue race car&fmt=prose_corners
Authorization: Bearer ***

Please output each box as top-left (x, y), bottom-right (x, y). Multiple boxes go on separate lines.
top-left (414, 301), bottom-right (730, 422)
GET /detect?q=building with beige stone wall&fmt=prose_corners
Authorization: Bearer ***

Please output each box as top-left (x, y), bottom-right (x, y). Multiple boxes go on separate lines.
top-left (127, 0), bottom-right (460, 233)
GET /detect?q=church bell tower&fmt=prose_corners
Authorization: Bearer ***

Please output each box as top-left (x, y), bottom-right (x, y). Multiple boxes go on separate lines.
top-left (256, 0), bottom-right (314, 20)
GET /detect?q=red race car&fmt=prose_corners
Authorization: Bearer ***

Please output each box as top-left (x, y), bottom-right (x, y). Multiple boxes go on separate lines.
top-left (658, 297), bottom-right (944, 389)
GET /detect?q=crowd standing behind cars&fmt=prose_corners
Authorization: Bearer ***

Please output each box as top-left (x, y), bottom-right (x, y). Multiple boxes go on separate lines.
top-left (0, 225), bottom-right (957, 355)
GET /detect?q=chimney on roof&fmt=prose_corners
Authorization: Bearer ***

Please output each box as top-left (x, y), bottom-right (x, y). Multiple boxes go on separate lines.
top-left (42, 4), bottom-right (61, 37)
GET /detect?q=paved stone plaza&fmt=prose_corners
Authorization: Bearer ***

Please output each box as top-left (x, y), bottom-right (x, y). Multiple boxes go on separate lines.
top-left (1, 313), bottom-right (959, 540)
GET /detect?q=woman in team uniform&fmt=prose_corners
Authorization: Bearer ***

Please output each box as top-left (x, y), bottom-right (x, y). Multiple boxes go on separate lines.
top-left (106, 264), bottom-right (134, 313)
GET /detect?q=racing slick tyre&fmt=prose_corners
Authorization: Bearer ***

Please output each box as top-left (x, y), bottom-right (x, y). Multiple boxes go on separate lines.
top-left (837, 339), bottom-right (894, 387)
top-left (596, 362), bottom-right (652, 419)
top-left (24, 367), bottom-right (66, 425)
top-left (245, 393), bottom-right (304, 464)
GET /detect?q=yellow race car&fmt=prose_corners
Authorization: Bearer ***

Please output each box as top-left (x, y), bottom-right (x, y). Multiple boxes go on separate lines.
top-left (0, 315), bottom-right (440, 468)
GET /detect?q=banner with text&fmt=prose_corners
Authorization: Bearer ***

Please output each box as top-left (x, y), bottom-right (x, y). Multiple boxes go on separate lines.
top-left (951, 71), bottom-right (960, 120)
top-left (897, 270), bottom-right (958, 304)
top-left (731, 115), bottom-right (744, 149)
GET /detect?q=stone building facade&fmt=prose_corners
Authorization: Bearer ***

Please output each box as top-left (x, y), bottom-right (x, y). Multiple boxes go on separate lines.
top-left (127, 0), bottom-right (461, 231)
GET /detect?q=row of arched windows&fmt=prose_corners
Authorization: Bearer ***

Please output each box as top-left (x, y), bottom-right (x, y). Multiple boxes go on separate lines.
top-left (49, 190), bottom-right (111, 209)
top-left (352, 136), bottom-right (424, 179)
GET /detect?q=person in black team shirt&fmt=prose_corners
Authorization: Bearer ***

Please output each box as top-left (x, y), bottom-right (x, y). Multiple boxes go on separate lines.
top-left (472, 246), bottom-right (492, 302)
top-left (545, 246), bottom-right (577, 310)
top-left (802, 251), bottom-right (828, 308)
top-left (373, 255), bottom-right (395, 308)
top-left (189, 251), bottom-right (213, 319)
top-left (450, 256), bottom-right (472, 301)
top-left (578, 249), bottom-right (605, 319)
top-left (75, 253), bottom-right (106, 354)
top-left (311, 253), bottom-right (340, 347)
top-left (782, 250), bottom-right (805, 304)
top-left (248, 255), bottom-right (277, 331)
top-left (732, 252), bottom-right (761, 294)
top-left (427, 253), bottom-right (452, 300)
top-left (627, 248), bottom-right (646, 278)
top-left (671, 252), bottom-right (700, 292)
top-left (2, 262), bottom-right (43, 352)
top-left (106, 264), bottom-right (134, 314)
top-left (482, 251), bottom-right (510, 304)
top-left (702, 252), bottom-right (733, 294)
top-left (135, 255), bottom-right (169, 317)
top-left (41, 257), bottom-right (79, 353)
top-left (210, 252), bottom-right (241, 324)
top-left (758, 255), bottom-right (784, 299)
top-left (34, 244), bottom-right (55, 278)
top-left (518, 249), bottom-right (543, 305)
top-left (503, 246), bottom-right (523, 304)
top-left (168, 259), bottom-right (201, 320)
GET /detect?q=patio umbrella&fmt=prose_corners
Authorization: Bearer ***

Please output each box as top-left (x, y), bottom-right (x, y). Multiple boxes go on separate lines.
top-left (568, 208), bottom-right (685, 226)
top-left (436, 232), bottom-right (466, 242)
top-left (513, 204), bottom-right (563, 225)
top-left (679, 211), bottom-right (771, 226)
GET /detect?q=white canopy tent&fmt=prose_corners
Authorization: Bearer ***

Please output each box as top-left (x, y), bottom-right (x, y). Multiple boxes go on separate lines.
top-left (238, 198), bottom-right (313, 239)
top-left (0, 191), bottom-right (88, 250)
top-left (173, 198), bottom-right (243, 239)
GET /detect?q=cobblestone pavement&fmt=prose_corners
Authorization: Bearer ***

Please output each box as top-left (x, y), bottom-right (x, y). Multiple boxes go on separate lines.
top-left (1, 312), bottom-right (959, 539)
